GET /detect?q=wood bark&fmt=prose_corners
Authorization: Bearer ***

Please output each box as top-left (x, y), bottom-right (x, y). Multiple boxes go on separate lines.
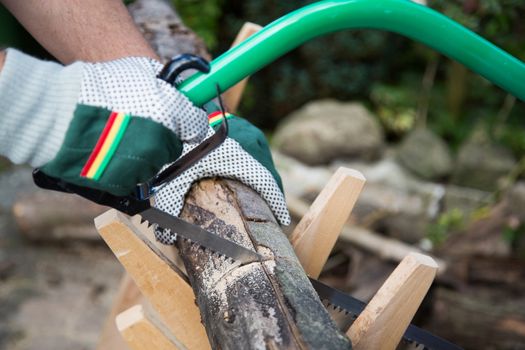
top-left (178, 179), bottom-right (351, 349)
top-left (128, 0), bottom-right (210, 62)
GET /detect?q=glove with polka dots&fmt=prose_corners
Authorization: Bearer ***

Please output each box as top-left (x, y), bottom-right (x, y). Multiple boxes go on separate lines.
top-left (29, 54), bottom-right (210, 196)
top-left (153, 111), bottom-right (291, 244)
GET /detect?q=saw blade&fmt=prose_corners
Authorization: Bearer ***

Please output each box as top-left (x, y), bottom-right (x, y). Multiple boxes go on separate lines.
top-left (140, 207), bottom-right (262, 265)
top-left (309, 278), bottom-right (463, 350)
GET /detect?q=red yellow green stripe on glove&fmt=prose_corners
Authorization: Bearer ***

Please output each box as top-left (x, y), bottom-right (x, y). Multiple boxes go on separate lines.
top-left (80, 111), bottom-right (131, 181)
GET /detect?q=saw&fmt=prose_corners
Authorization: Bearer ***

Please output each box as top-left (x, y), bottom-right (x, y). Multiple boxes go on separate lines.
top-left (31, 1), bottom-right (525, 348)
top-left (309, 278), bottom-right (463, 350)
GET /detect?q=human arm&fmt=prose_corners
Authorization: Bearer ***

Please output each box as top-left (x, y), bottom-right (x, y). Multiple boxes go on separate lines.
top-left (0, 2), bottom-right (290, 228)
top-left (0, 0), bottom-right (157, 63)
top-left (0, 51), bottom-right (5, 70)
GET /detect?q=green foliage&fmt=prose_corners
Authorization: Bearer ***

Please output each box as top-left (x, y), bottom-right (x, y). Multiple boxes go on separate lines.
top-left (427, 208), bottom-right (466, 246)
top-left (172, 0), bottom-right (223, 49)
top-left (370, 84), bottom-right (417, 135)
top-left (429, 0), bottom-right (525, 58)
top-left (502, 224), bottom-right (525, 245)
top-left (499, 128), bottom-right (525, 157)
top-left (0, 157), bottom-right (12, 174)
top-left (0, 5), bottom-right (52, 58)
top-left (426, 205), bottom-right (498, 246)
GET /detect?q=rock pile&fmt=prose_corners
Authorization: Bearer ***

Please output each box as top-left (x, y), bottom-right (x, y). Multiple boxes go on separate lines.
top-left (273, 100), bottom-right (384, 165)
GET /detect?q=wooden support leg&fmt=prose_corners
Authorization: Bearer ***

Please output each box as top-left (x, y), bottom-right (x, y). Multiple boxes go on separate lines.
top-left (290, 167), bottom-right (366, 278)
top-left (95, 209), bottom-right (210, 350)
top-left (347, 252), bottom-right (439, 350)
top-left (97, 216), bottom-right (185, 350)
top-left (116, 304), bottom-right (183, 350)
top-left (222, 22), bottom-right (262, 112)
top-left (97, 274), bottom-right (144, 350)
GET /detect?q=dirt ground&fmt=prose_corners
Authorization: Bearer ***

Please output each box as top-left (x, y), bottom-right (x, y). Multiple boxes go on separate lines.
top-left (0, 167), bottom-right (122, 350)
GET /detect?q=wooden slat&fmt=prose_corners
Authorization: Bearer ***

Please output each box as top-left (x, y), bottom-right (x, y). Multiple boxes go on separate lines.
top-left (97, 217), bottom-right (184, 350)
top-left (290, 167), bottom-right (366, 278)
top-left (222, 22), bottom-right (262, 112)
top-left (95, 209), bottom-right (210, 350)
top-left (117, 304), bottom-right (182, 350)
top-left (347, 252), bottom-right (439, 350)
top-left (97, 274), bottom-right (143, 350)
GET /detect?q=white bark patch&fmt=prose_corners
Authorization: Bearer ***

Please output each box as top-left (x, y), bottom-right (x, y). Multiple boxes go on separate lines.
top-left (244, 301), bottom-right (282, 349)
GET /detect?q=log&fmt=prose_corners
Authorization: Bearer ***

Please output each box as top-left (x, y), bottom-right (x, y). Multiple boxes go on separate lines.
top-left (110, 1), bottom-right (349, 348)
top-left (177, 179), bottom-right (351, 349)
top-left (128, 0), bottom-right (210, 62)
top-left (428, 287), bottom-right (525, 350)
top-left (12, 191), bottom-right (105, 241)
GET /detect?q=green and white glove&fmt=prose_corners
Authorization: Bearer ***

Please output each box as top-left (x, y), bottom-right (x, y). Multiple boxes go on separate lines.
top-left (0, 49), bottom-right (208, 196)
top-left (154, 112), bottom-right (291, 244)
top-left (0, 49), bottom-right (290, 231)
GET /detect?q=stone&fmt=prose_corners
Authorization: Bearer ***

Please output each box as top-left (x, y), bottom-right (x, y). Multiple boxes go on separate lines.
top-left (452, 139), bottom-right (516, 191)
top-left (272, 150), bottom-right (332, 200)
top-left (353, 182), bottom-right (439, 244)
top-left (443, 185), bottom-right (492, 216)
top-left (396, 128), bottom-right (453, 180)
top-left (505, 181), bottom-right (525, 222)
top-left (333, 155), bottom-right (446, 243)
top-left (275, 151), bottom-right (443, 244)
top-left (273, 100), bottom-right (384, 165)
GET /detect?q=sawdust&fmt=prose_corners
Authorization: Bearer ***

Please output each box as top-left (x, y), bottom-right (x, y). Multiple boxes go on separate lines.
top-left (199, 250), bottom-right (277, 310)
top-left (187, 180), bottom-right (254, 249)
top-left (245, 301), bottom-right (282, 349)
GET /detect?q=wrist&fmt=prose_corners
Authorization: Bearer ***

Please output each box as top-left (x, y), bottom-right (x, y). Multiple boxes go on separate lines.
top-left (0, 49), bottom-right (83, 166)
top-left (0, 51), bottom-right (5, 71)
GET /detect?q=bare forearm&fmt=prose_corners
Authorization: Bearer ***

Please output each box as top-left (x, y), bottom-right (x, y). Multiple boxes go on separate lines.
top-left (0, 51), bottom-right (5, 71)
top-left (0, 0), bottom-right (158, 63)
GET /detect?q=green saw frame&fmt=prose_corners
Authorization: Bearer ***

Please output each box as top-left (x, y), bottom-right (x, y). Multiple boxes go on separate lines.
top-left (178, 0), bottom-right (525, 105)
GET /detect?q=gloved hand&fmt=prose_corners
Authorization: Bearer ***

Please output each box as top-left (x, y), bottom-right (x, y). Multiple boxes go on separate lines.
top-left (0, 49), bottom-right (208, 196)
top-left (0, 49), bottom-right (290, 231)
top-left (154, 111), bottom-right (291, 244)
top-left (42, 55), bottom-right (213, 196)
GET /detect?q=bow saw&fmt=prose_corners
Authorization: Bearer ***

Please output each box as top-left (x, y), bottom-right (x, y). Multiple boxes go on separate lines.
top-left (33, 1), bottom-right (525, 349)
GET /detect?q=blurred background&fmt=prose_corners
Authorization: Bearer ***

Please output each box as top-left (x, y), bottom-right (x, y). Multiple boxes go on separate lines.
top-left (1, 0), bottom-right (525, 349)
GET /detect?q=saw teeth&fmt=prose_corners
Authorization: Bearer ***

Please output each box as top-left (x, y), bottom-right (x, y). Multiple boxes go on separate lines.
top-left (323, 301), bottom-right (351, 315)
top-left (402, 340), bottom-right (425, 350)
top-left (138, 216), bottom-right (153, 228)
top-left (400, 337), bottom-right (425, 349)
